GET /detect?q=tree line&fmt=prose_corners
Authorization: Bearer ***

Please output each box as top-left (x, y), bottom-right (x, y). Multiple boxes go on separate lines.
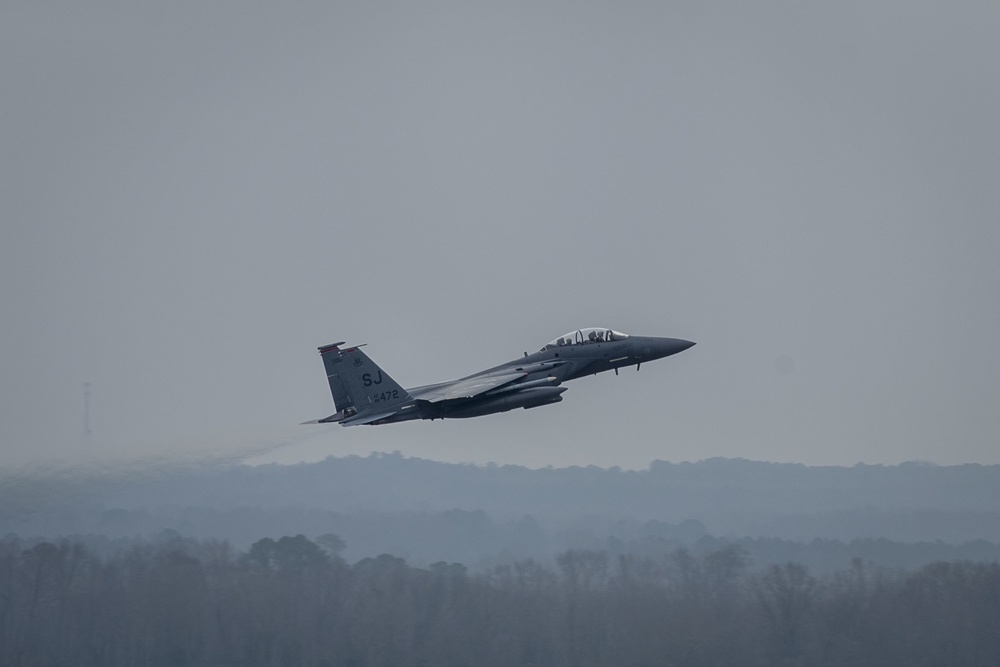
top-left (12, 504), bottom-right (998, 573)
top-left (2, 534), bottom-right (997, 667)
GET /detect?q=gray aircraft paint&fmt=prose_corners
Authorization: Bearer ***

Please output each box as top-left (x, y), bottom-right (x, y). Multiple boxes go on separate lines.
top-left (310, 328), bottom-right (694, 426)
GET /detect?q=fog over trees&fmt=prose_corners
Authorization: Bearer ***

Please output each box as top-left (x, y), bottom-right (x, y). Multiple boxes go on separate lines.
top-left (4, 455), bottom-right (999, 570)
top-left (3, 455), bottom-right (999, 665)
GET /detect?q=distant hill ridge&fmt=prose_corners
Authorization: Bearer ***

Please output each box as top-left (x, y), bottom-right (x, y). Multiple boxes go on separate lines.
top-left (86, 453), bottom-right (995, 509)
top-left (3, 454), bottom-right (999, 566)
top-left (4, 454), bottom-right (999, 540)
top-left (52, 453), bottom-right (990, 540)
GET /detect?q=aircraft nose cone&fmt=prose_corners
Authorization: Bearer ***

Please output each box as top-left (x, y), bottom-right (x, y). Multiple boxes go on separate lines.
top-left (642, 337), bottom-right (695, 360)
top-left (663, 338), bottom-right (696, 356)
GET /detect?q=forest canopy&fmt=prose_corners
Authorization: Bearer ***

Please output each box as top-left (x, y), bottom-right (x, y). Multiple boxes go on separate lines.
top-left (2, 533), bottom-right (998, 667)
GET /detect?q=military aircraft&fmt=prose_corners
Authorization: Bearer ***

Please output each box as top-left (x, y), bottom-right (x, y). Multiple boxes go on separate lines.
top-left (308, 327), bottom-right (694, 426)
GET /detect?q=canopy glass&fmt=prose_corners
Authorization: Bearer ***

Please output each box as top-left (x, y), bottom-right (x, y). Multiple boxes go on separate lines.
top-left (543, 327), bottom-right (630, 350)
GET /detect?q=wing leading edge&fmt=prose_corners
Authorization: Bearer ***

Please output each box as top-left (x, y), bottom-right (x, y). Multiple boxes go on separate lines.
top-left (409, 371), bottom-right (527, 402)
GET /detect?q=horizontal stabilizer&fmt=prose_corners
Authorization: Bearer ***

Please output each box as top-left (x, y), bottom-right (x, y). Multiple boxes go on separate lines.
top-left (340, 408), bottom-right (400, 426)
top-left (301, 410), bottom-right (351, 425)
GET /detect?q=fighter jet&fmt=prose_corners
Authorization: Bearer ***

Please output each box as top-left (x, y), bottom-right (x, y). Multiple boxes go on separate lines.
top-left (308, 327), bottom-right (694, 426)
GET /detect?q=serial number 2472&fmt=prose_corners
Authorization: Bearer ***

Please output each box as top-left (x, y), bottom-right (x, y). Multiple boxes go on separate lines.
top-left (369, 389), bottom-right (400, 403)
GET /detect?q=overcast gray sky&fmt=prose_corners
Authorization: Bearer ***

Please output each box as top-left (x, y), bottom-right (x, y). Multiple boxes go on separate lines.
top-left (3, 1), bottom-right (998, 471)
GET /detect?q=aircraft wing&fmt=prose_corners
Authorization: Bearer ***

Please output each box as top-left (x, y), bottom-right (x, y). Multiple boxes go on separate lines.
top-left (410, 371), bottom-right (527, 402)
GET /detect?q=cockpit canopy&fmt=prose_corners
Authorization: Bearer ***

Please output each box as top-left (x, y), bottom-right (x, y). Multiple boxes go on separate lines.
top-left (543, 327), bottom-right (630, 350)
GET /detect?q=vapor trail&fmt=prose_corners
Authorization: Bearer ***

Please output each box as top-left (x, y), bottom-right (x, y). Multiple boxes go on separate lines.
top-left (0, 425), bottom-right (323, 520)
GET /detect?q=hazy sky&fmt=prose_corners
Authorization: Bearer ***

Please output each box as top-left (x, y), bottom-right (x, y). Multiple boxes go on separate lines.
top-left (3, 1), bottom-right (998, 471)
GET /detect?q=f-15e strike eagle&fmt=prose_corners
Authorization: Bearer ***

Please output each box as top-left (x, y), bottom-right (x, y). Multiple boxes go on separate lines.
top-left (308, 327), bottom-right (694, 426)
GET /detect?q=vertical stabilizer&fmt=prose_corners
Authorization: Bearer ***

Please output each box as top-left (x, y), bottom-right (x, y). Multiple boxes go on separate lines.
top-left (318, 342), bottom-right (354, 416)
top-left (317, 343), bottom-right (411, 419)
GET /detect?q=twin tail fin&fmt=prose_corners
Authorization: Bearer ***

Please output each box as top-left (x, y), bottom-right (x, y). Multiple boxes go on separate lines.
top-left (317, 342), bottom-right (412, 424)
